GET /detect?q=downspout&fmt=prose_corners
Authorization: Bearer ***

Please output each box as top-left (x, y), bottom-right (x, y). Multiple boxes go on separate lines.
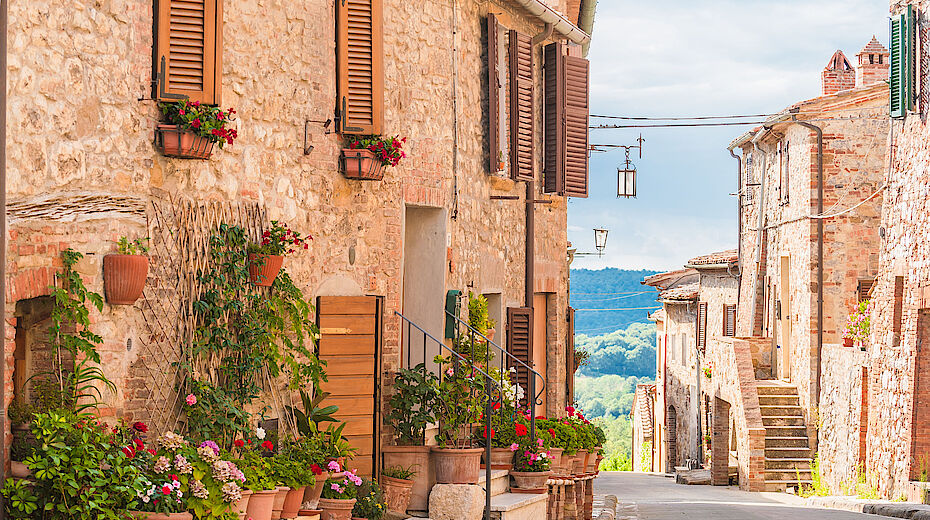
top-left (1, 0), bottom-right (7, 513)
top-left (577, 0), bottom-right (597, 56)
top-left (794, 119), bottom-right (823, 453)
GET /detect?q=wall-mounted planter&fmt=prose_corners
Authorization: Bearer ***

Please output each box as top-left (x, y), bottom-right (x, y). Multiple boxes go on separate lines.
top-left (155, 124), bottom-right (214, 160)
top-left (103, 254), bottom-right (149, 305)
top-left (248, 253), bottom-right (283, 287)
top-left (342, 149), bottom-right (384, 180)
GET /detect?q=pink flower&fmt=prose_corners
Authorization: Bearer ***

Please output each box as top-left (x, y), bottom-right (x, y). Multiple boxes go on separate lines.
top-left (446, 367), bottom-right (454, 377)
top-left (510, 443), bottom-right (519, 452)
top-left (327, 460), bottom-right (341, 472)
top-left (185, 394), bottom-right (197, 406)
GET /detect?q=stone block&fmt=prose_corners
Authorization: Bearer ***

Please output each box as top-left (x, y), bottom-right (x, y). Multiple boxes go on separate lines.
top-left (428, 484), bottom-right (484, 520)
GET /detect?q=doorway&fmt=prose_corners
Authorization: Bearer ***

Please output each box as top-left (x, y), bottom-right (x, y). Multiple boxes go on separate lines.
top-left (779, 255), bottom-right (791, 381)
top-left (533, 293), bottom-right (548, 416)
top-left (401, 206), bottom-right (446, 373)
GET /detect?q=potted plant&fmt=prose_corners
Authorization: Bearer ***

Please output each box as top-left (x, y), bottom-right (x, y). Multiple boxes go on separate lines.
top-left (431, 354), bottom-right (485, 484)
top-left (342, 135), bottom-right (406, 181)
top-left (240, 444), bottom-right (279, 520)
top-left (702, 361), bottom-right (713, 380)
top-left (276, 438), bottom-right (321, 518)
top-left (844, 300), bottom-right (871, 349)
top-left (319, 470), bottom-right (363, 520)
top-left (573, 348), bottom-right (590, 373)
top-left (382, 362), bottom-right (439, 510)
top-left (509, 443), bottom-right (552, 493)
top-left (130, 474), bottom-right (191, 520)
top-left (156, 100), bottom-right (238, 159)
top-left (351, 478), bottom-right (385, 520)
top-left (247, 221), bottom-right (309, 286)
top-left (104, 236), bottom-right (150, 305)
top-left (380, 466), bottom-right (416, 514)
top-left (467, 292), bottom-right (497, 341)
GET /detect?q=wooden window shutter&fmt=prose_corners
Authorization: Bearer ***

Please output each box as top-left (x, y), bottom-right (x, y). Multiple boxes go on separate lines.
top-left (891, 14), bottom-right (904, 117)
top-left (488, 15), bottom-right (503, 174)
top-left (723, 304), bottom-right (736, 337)
top-left (891, 5), bottom-right (915, 118)
top-left (507, 306), bottom-right (533, 405)
top-left (337, 0), bottom-right (383, 135)
top-left (858, 279), bottom-right (875, 302)
top-left (697, 302), bottom-right (707, 349)
top-left (155, 0), bottom-right (223, 105)
top-left (544, 43), bottom-right (590, 197)
top-left (509, 30), bottom-right (535, 181)
top-left (544, 42), bottom-right (566, 194)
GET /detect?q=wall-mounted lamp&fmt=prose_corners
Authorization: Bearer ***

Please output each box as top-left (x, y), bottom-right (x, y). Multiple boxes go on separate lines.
top-left (574, 228), bottom-right (609, 258)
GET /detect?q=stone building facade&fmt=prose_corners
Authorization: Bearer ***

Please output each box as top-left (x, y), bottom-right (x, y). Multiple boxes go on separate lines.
top-left (3, 0), bottom-right (596, 476)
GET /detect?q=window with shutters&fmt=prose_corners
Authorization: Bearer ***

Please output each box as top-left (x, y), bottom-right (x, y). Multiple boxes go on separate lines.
top-left (697, 302), bottom-right (708, 349)
top-left (858, 279), bottom-right (875, 302)
top-left (743, 152), bottom-right (754, 205)
top-left (507, 307), bottom-right (533, 406)
top-left (154, 0), bottom-right (223, 105)
top-left (723, 304), bottom-right (737, 337)
top-left (487, 15), bottom-right (505, 174)
top-left (891, 5), bottom-right (915, 118)
top-left (336, 0), bottom-right (383, 135)
top-left (778, 141), bottom-right (790, 204)
top-left (544, 42), bottom-right (590, 197)
top-left (510, 30), bottom-right (535, 181)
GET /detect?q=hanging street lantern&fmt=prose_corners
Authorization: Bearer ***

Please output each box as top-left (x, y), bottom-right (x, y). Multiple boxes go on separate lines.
top-left (594, 228), bottom-right (608, 254)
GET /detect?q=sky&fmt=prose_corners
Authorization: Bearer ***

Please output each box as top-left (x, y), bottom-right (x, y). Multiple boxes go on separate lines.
top-left (568, 0), bottom-right (889, 271)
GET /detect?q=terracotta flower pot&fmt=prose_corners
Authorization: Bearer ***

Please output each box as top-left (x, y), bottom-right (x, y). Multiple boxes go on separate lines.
top-left (156, 124), bottom-right (214, 159)
top-left (510, 470), bottom-right (552, 492)
top-left (342, 148), bottom-right (385, 180)
top-left (843, 337), bottom-right (855, 347)
top-left (303, 471), bottom-right (330, 509)
top-left (271, 486), bottom-right (290, 519)
top-left (486, 328), bottom-right (496, 342)
top-left (586, 451), bottom-right (599, 473)
top-left (10, 461), bottom-right (30, 478)
top-left (129, 513), bottom-right (193, 520)
top-left (482, 447), bottom-right (514, 469)
top-left (104, 254), bottom-right (149, 305)
top-left (547, 448), bottom-right (564, 476)
top-left (298, 510), bottom-right (322, 520)
top-left (249, 253), bottom-right (284, 286)
top-left (382, 475), bottom-right (414, 513)
top-left (232, 489), bottom-right (252, 520)
top-left (431, 446), bottom-right (483, 484)
top-left (281, 486), bottom-right (306, 519)
top-left (318, 498), bottom-right (357, 520)
top-left (383, 445), bottom-right (431, 511)
top-left (573, 450), bottom-right (588, 476)
top-left (246, 489), bottom-right (278, 520)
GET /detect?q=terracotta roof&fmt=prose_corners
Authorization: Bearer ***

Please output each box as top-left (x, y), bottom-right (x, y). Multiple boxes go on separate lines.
top-left (685, 249), bottom-right (738, 268)
top-left (642, 268), bottom-right (698, 289)
top-left (648, 308), bottom-right (667, 322)
top-left (660, 282), bottom-right (699, 302)
top-left (633, 384), bottom-right (656, 437)
top-left (858, 36), bottom-right (888, 57)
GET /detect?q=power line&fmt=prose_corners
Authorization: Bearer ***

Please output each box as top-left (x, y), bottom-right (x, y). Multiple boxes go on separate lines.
top-left (571, 291), bottom-right (656, 295)
top-left (590, 115), bottom-right (888, 130)
top-left (574, 306), bottom-right (662, 312)
top-left (589, 106), bottom-right (887, 122)
top-left (571, 292), bottom-right (653, 303)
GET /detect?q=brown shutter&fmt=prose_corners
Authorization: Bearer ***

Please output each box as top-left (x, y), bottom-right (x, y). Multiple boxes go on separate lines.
top-left (507, 306), bottom-right (533, 405)
top-left (858, 279), bottom-right (875, 302)
top-left (697, 302), bottom-right (707, 349)
top-left (487, 15), bottom-right (502, 173)
top-left (724, 304), bottom-right (736, 337)
top-left (509, 31), bottom-right (534, 181)
top-left (155, 0), bottom-right (222, 104)
top-left (563, 55), bottom-right (590, 197)
top-left (544, 42), bottom-right (565, 194)
top-left (337, 0), bottom-right (383, 135)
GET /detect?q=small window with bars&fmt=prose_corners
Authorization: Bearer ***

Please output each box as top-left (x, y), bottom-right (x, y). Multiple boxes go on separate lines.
top-left (697, 302), bottom-right (708, 350)
top-left (723, 304), bottom-right (737, 337)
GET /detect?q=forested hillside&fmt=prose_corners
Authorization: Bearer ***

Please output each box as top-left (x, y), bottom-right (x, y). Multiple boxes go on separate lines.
top-left (570, 268), bottom-right (658, 335)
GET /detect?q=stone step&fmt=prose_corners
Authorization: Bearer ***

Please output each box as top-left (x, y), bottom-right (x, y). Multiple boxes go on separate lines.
top-left (489, 491), bottom-right (549, 520)
top-left (763, 425), bottom-right (808, 437)
top-left (759, 405), bottom-right (803, 417)
top-left (765, 436), bottom-right (811, 448)
top-left (762, 416), bottom-right (806, 427)
top-left (766, 447), bottom-right (813, 459)
top-left (765, 468), bottom-right (812, 481)
top-left (765, 457), bottom-right (812, 470)
top-left (479, 469), bottom-right (510, 497)
top-left (758, 395), bottom-right (800, 406)
top-left (756, 383), bottom-right (799, 396)
top-left (764, 479), bottom-right (812, 493)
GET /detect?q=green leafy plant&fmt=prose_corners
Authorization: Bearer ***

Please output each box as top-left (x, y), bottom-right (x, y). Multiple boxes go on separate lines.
top-left (346, 135), bottom-right (407, 167)
top-left (467, 292), bottom-right (496, 334)
top-left (381, 465), bottom-right (417, 481)
top-left (270, 452), bottom-right (315, 488)
top-left (513, 445), bottom-right (552, 472)
top-left (159, 99), bottom-right (238, 148)
top-left (238, 446), bottom-right (277, 491)
top-left (433, 355), bottom-right (484, 448)
top-left (352, 478), bottom-right (386, 520)
top-left (844, 299), bottom-right (872, 345)
top-left (797, 452), bottom-right (830, 497)
top-left (537, 418), bottom-right (580, 454)
top-left (385, 363), bottom-right (439, 445)
top-left (573, 347), bottom-right (590, 369)
top-left (117, 236), bottom-right (150, 255)
top-left (286, 389), bottom-right (339, 438)
top-left (247, 220), bottom-right (310, 256)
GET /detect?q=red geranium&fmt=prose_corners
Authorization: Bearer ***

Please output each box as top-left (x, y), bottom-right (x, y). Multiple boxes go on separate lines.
top-left (234, 439), bottom-right (245, 448)
top-left (132, 421), bottom-right (148, 433)
top-left (515, 423), bottom-right (528, 437)
top-left (162, 485), bottom-right (172, 495)
top-left (261, 440), bottom-right (274, 451)
top-left (548, 428), bottom-right (556, 438)
top-left (122, 446), bottom-right (135, 459)
top-left (483, 426), bottom-right (495, 439)
top-left (311, 464), bottom-right (323, 476)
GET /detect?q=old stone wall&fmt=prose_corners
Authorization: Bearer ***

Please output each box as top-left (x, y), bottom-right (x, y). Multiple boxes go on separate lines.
top-left (5, 0), bottom-right (574, 455)
top-left (661, 302), bottom-right (699, 464)
top-left (697, 268), bottom-right (739, 344)
top-left (819, 343), bottom-right (867, 493)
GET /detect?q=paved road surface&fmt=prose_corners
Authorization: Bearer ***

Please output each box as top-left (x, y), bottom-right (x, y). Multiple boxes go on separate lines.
top-left (593, 472), bottom-right (878, 519)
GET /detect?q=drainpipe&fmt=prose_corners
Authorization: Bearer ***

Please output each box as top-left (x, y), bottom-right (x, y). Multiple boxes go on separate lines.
top-left (729, 148), bottom-right (743, 312)
top-left (1, 0), bottom-right (8, 513)
top-left (512, 0), bottom-right (591, 45)
top-left (577, 0), bottom-right (597, 56)
top-left (794, 118), bottom-right (823, 452)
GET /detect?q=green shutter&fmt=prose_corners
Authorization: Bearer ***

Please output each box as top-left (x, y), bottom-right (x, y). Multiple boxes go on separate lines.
top-left (907, 4), bottom-right (916, 113)
top-left (891, 14), bottom-right (904, 117)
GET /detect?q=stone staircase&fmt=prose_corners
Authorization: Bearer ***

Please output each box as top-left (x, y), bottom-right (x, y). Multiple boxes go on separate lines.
top-left (757, 381), bottom-right (813, 492)
top-left (479, 469), bottom-right (549, 520)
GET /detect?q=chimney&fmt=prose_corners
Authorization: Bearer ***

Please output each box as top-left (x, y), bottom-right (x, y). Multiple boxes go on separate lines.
top-left (822, 50), bottom-right (855, 95)
top-left (856, 36), bottom-right (890, 87)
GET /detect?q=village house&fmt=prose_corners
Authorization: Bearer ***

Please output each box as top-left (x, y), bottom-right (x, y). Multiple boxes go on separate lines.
top-left (1, 0), bottom-right (599, 517)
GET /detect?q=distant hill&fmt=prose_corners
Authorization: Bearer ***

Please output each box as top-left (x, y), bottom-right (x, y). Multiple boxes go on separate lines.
top-left (570, 268), bottom-right (659, 335)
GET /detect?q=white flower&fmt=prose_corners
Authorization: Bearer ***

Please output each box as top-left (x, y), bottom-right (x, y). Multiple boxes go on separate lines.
top-left (256, 427), bottom-right (266, 440)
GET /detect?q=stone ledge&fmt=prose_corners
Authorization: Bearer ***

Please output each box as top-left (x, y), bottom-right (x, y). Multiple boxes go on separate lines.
top-left (490, 491), bottom-right (549, 512)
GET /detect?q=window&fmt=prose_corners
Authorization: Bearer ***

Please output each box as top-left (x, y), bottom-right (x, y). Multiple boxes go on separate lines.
top-left (544, 42), bottom-right (591, 197)
top-left (507, 307), bottom-right (533, 406)
top-left (894, 276), bottom-right (905, 346)
top-left (743, 152), bottom-right (754, 205)
top-left (680, 333), bottom-right (687, 364)
top-left (858, 279), bottom-right (875, 302)
top-left (668, 333), bottom-right (677, 363)
top-left (697, 302), bottom-right (708, 349)
top-left (778, 140), bottom-right (790, 204)
top-left (723, 304), bottom-right (737, 337)
top-left (336, 0), bottom-right (384, 134)
top-left (891, 4), bottom-right (915, 118)
top-left (154, 0), bottom-right (223, 104)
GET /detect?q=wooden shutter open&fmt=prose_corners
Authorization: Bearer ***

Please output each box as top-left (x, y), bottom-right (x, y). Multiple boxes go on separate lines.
top-left (155, 0), bottom-right (222, 104)
top-left (858, 279), bottom-right (875, 302)
top-left (488, 15), bottom-right (502, 174)
top-left (337, 0), bottom-right (383, 135)
top-left (507, 307), bottom-right (533, 406)
top-left (891, 14), bottom-right (903, 117)
top-left (563, 55), bottom-right (589, 197)
top-left (697, 302), bottom-right (707, 349)
top-left (544, 43), bottom-right (590, 197)
top-left (891, 5), bottom-right (915, 118)
top-left (544, 43), bottom-right (565, 194)
top-left (723, 304), bottom-right (736, 337)
top-left (509, 31), bottom-right (535, 181)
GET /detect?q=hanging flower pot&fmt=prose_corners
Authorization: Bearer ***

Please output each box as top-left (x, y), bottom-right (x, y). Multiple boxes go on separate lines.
top-left (104, 254), bottom-right (149, 305)
top-left (248, 253), bottom-right (284, 286)
top-left (341, 149), bottom-right (384, 180)
top-left (155, 100), bottom-right (237, 160)
top-left (155, 124), bottom-right (215, 159)
top-left (431, 447), bottom-right (483, 484)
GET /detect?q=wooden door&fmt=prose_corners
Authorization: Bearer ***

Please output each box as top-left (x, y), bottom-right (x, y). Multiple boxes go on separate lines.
top-left (317, 296), bottom-right (382, 477)
top-left (779, 256), bottom-right (791, 381)
top-left (532, 294), bottom-right (548, 416)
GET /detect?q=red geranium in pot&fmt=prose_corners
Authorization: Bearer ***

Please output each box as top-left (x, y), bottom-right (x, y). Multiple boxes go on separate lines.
top-left (247, 221), bottom-right (310, 287)
top-left (342, 135), bottom-right (406, 180)
top-left (155, 100), bottom-right (238, 159)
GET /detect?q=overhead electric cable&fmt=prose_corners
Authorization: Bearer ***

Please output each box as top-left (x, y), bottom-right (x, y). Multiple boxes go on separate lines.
top-left (574, 306), bottom-right (662, 312)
